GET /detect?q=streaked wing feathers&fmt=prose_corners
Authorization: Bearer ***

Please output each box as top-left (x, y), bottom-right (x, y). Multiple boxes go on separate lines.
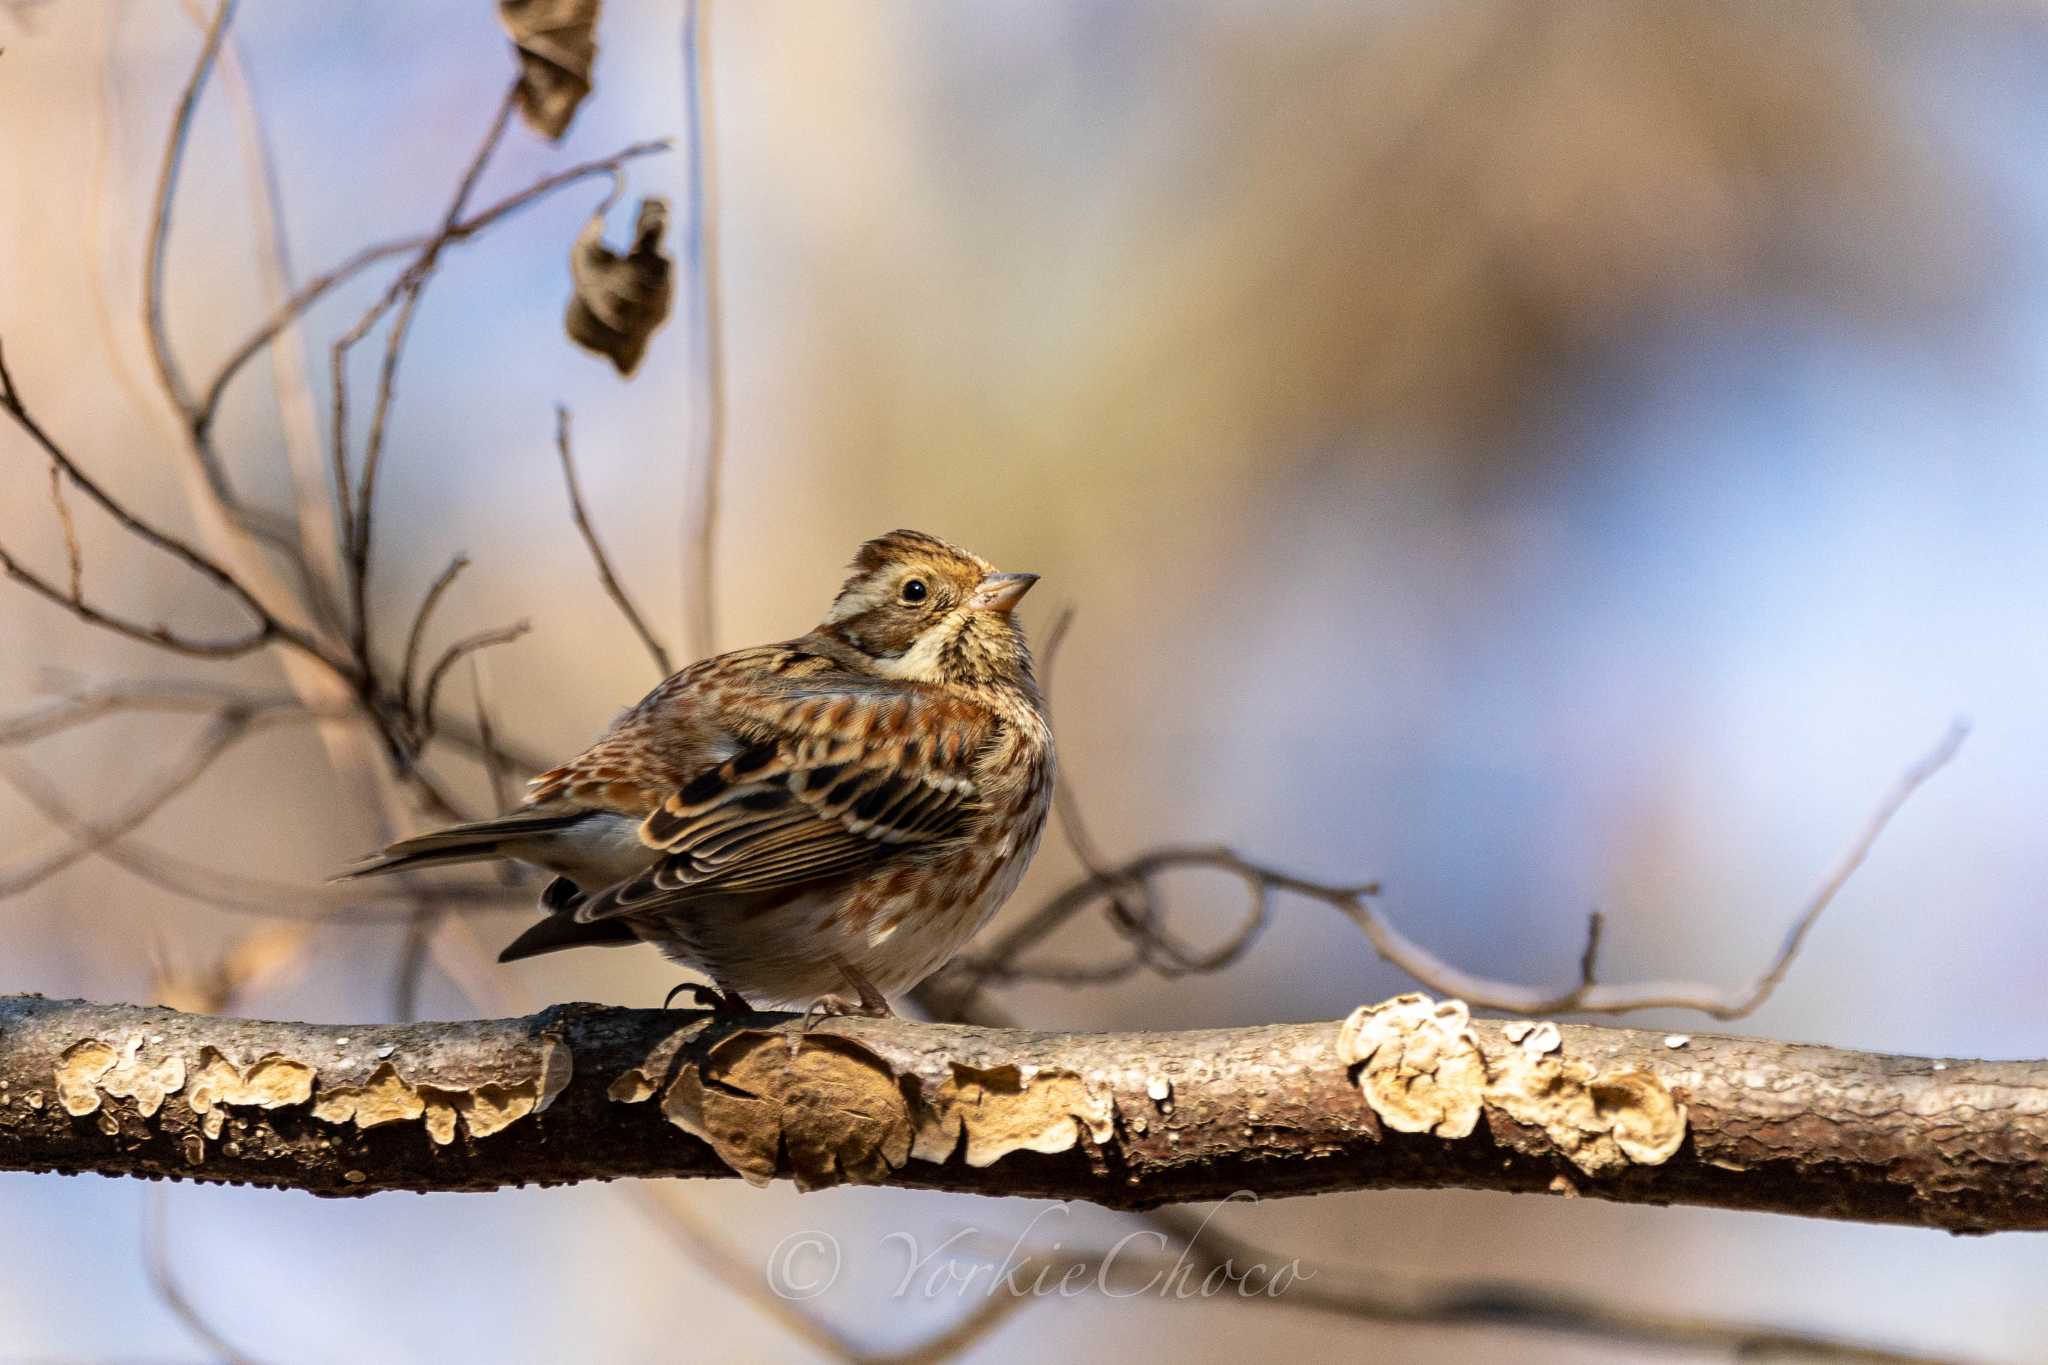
top-left (576, 721), bottom-right (982, 922)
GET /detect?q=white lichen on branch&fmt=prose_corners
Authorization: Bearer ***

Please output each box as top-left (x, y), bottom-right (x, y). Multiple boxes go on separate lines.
top-left (1339, 993), bottom-right (1687, 1177)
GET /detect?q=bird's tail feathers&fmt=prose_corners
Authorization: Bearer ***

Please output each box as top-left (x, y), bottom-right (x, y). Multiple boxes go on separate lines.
top-left (333, 810), bottom-right (593, 881)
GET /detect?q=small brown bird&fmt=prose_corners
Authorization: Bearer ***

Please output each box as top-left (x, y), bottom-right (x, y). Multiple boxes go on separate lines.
top-left (344, 530), bottom-right (1053, 1018)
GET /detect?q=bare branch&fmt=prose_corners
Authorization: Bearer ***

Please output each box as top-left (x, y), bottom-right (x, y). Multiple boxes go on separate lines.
top-left (1736, 720), bottom-right (1969, 1014)
top-left (142, 1188), bottom-right (261, 1365)
top-left (398, 553), bottom-right (471, 717)
top-left (44, 462), bottom-right (81, 600)
top-left (913, 988), bottom-right (1937, 1364)
top-left (391, 903), bottom-right (438, 1021)
top-left (951, 724), bottom-right (1967, 1023)
top-left (679, 0), bottom-right (725, 660)
top-left (208, 10), bottom-right (349, 636)
top-left (630, 1184), bottom-right (878, 1363)
top-left (554, 403), bottom-right (672, 676)
top-left (0, 542), bottom-right (274, 659)
top-left (1037, 605), bottom-right (1114, 878)
top-left (338, 82), bottom-right (520, 673)
top-left (3, 996), bottom-right (2044, 1249)
top-left (141, 0), bottom-right (232, 424)
top-left (197, 140), bottom-right (672, 432)
top-left (0, 340), bottom-right (343, 671)
top-left (1138, 1204), bottom-right (1934, 1364)
top-left (138, 0), bottom-right (296, 555)
top-left (469, 658), bottom-right (514, 815)
top-left (0, 709), bottom-right (263, 896)
top-left (0, 756), bottom-right (523, 925)
top-left (0, 679), bottom-right (309, 746)
top-left (418, 622), bottom-right (531, 744)
top-left (1577, 908), bottom-right (1604, 991)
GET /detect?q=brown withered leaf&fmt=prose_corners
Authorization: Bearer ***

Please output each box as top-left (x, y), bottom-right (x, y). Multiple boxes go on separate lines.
top-left (566, 197), bottom-right (673, 377)
top-left (498, 0), bottom-right (599, 140)
top-left (659, 1030), bottom-right (913, 1190)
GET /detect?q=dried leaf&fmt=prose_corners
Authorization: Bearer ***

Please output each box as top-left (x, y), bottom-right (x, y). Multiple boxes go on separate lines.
top-left (498, 0), bottom-right (600, 140)
top-left (566, 197), bottom-right (673, 376)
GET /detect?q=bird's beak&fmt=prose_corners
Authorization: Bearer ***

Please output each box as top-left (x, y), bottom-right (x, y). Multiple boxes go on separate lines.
top-left (969, 571), bottom-right (1039, 614)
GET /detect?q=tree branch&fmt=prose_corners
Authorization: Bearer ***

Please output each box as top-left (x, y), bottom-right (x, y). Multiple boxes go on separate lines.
top-left (935, 720), bottom-right (1967, 1023)
top-left (679, 0), bottom-right (724, 661)
top-left (3, 994), bottom-right (2042, 1236)
top-left (0, 339), bottom-right (343, 671)
top-left (553, 403), bottom-right (672, 676)
top-left (195, 138), bottom-right (673, 434)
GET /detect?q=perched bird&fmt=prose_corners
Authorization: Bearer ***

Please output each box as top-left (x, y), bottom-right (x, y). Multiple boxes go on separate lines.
top-left (343, 530), bottom-right (1053, 1018)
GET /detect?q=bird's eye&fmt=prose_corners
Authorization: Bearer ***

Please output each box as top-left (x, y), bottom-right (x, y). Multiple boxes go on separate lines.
top-left (900, 578), bottom-right (929, 605)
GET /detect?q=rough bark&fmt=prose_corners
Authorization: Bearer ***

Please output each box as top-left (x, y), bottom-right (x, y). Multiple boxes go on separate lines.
top-left (0, 992), bottom-right (2041, 1232)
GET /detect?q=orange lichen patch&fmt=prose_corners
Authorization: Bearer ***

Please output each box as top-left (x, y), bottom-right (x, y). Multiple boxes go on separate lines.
top-left (186, 1048), bottom-right (318, 1140)
top-left (311, 1063), bottom-right (424, 1129)
top-left (309, 1036), bottom-right (572, 1146)
top-left (56, 1036), bottom-right (191, 1121)
top-left (55, 1040), bottom-right (121, 1117)
top-left (910, 1062), bottom-right (1115, 1167)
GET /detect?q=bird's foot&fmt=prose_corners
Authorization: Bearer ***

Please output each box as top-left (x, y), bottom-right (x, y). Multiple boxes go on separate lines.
top-left (793, 961), bottom-right (892, 1052)
top-left (663, 982), bottom-right (755, 1018)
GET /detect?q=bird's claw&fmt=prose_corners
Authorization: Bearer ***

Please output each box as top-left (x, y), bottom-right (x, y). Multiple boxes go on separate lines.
top-left (663, 982), bottom-right (755, 1018)
top-left (791, 989), bottom-right (891, 1055)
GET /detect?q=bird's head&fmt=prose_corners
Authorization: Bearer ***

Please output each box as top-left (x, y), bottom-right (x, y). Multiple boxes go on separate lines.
top-left (820, 530), bottom-right (1039, 688)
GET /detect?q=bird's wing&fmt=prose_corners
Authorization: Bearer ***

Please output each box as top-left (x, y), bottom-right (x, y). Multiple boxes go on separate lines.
top-left (523, 644), bottom-right (834, 814)
top-left (575, 689), bottom-right (991, 922)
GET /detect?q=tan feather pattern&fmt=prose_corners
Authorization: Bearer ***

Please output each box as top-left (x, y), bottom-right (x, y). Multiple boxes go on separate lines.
top-left (576, 692), bottom-right (989, 921)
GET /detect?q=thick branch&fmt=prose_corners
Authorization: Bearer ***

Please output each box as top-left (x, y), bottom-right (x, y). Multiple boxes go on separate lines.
top-left (0, 995), bottom-right (2040, 1234)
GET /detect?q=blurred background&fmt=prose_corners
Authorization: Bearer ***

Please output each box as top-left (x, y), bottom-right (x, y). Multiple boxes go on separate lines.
top-left (2, 1), bottom-right (2046, 1360)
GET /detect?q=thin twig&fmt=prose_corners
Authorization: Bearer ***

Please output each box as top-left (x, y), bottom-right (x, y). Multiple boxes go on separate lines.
top-left (0, 340), bottom-right (342, 671)
top-left (138, 0), bottom-right (297, 555)
top-left (207, 9), bottom-right (348, 635)
top-left (392, 902), bottom-right (437, 1021)
top-left (554, 404), bottom-right (672, 676)
top-left (398, 553), bottom-right (471, 717)
top-left (418, 622), bottom-right (531, 745)
top-left (141, 0), bottom-right (232, 424)
top-left (944, 723), bottom-right (1967, 1021)
top-left (197, 140), bottom-right (672, 430)
top-left (471, 660), bottom-right (514, 815)
top-left (0, 543), bottom-right (273, 659)
top-left (142, 1188), bottom-right (263, 1365)
top-left (1036, 606), bottom-right (1113, 878)
top-left (0, 750), bottom-right (523, 922)
top-left (340, 82), bottom-right (520, 675)
top-left (0, 679), bottom-right (309, 746)
top-left (0, 709), bottom-right (264, 896)
top-left (1578, 909), bottom-right (1604, 990)
top-left (679, 0), bottom-right (724, 661)
top-left (0, 677), bottom-right (547, 784)
top-left (44, 462), bottom-right (81, 600)
top-left (1140, 1205), bottom-right (1940, 1364)
top-left (630, 1185), bottom-right (870, 1363)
